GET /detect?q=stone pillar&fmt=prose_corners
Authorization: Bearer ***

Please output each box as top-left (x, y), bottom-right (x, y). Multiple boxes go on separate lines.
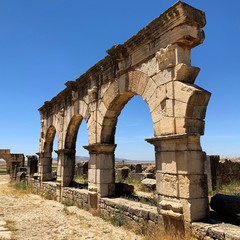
top-left (84, 144), bottom-right (116, 197)
top-left (55, 149), bottom-right (76, 201)
top-left (27, 155), bottom-right (38, 176)
top-left (38, 152), bottom-right (53, 181)
top-left (146, 134), bottom-right (209, 230)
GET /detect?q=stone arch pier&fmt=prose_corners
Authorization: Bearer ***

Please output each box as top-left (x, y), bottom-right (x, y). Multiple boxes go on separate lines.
top-left (38, 2), bottom-right (211, 231)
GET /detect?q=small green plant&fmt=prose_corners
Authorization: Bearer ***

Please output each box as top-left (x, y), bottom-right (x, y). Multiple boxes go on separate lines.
top-left (109, 206), bottom-right (126, 227)
top-left (42, 189), bottom-right (54, 200)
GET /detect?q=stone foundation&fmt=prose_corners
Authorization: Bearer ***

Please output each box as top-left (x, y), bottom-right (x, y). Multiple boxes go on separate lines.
top-left (100, 197), bottom-right (159, 226)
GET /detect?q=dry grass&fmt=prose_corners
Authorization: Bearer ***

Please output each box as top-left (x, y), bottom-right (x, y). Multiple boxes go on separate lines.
top-left (1, 181), bottom-right (33, 197)
top-left (210, 180), bottom-right (240, 197)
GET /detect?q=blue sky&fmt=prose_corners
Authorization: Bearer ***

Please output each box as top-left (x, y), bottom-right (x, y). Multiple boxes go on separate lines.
top-left (0, 0), bottom-right (239, 160)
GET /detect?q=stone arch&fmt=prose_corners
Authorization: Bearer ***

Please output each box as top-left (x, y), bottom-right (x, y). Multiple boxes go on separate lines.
top-left (38, 125), bottom-right (57, 181)
top-left (65, 114), bottom-right (83, 150)
top-left (100, 70), bottom-right (155, 143)
top-left (57, 114), bottom-right (88, 187)
top-left (44, 125), bottom-right (57, 153)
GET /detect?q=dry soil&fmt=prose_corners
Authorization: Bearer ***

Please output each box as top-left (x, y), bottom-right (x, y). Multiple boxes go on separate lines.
top-left (0, 175), bottom-right (142, 240)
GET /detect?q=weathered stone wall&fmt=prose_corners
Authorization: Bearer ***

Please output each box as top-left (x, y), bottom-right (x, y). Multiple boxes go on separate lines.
top-left (206, 156), bottom-right (240, 190)
top-left (191, 222), bottom-right (240, 240)
top-left (62, 188), bottom-right (88, 210)
top-left (100, 198), bottom-right (159, 226)
top-left (218, 159), bottom-right (240, 185)
top-left (0, 149), bottom-right (25, 175)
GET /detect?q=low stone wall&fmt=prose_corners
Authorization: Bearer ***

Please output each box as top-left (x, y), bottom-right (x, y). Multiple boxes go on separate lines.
top-left (62, 187), bottom-right (89, 210)
top-left (218, 159), bottom-right (240, 185)
top-left (100, 197), bottom-right (159, 227)
top-left (191, 222), bottom-right (240, 240)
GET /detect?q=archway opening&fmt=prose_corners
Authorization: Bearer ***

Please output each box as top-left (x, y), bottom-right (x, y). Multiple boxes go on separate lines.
top-left (63, 115), bottom-right (89, 188)
top-left (74, 119), bottom-right (89, 188)
top-left (43, 125), bottom-right (57, 181)
top-left (114, 95), bottom-right (156, 201)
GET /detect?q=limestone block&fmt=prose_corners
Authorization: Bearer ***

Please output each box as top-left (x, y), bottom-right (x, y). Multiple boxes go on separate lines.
top-left (155, 25), bottom-right (204, 51)
top-left (173, 64), bottom-right (200, 83)
top-left (174, 100), bottom-right (188, 118)
top-left (131, 44), bottom-right (151, 67)
top-left (142, 78), bottom-right (157, 102)
top-left (88, 154), bottom-right (96, 168)
top-left (176, 151), bottom-right (204, 174)
top-left (128, 71), bottom-right (141, 93)
top-left (148, 85), bottom-right (166, 113)
top-left (156, 44), bottom-right (190, 71)
top-left (185, 118), bottom-right (205, 135)
top-left (117, 74), bottom-right (128, 94)
top-left (102, 81), bottom-right (118, 109)
top-left (178, 174), bottom-right (208, 199)
top-left (175, 117), bottom-right (186, 134)
top-left (95, 154), bottom-right (114, 169)
top-left (136, 73), bottom-right (149, 95)
top-left (152, 68), bottom-right (173, 86)
top-left (97, 183), bottom-right (115, 197)
top-left (155, 151), bottom-right (177, 173)
top-left (99, 82), bottom-right (109, 99)
top-left (188, 105), bottom-right (208, 120)
top-left (154, 117), bottom-right (175, 136)
top-left (180, 197), bottom-right (209, 222)
top-left (98, 102), bottom-right (107, 119)
top-left (96, 169), bottom-right (115, 184)
top-left (136, 57), bottom-right (158, 77)
top-left (156, 172), bottom-right (178, 197)
top-left (88, 168), bottom-right (96, 183)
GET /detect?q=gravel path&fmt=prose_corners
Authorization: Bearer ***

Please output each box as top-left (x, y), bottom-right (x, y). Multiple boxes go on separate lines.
top-left (0, 175), bottom-right (142, 240)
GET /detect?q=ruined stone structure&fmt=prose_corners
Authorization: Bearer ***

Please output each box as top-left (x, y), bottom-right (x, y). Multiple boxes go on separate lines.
top-left (0, 149), bottom-right (25, 175)
top-left (38, 2), bottom-right (211, 231)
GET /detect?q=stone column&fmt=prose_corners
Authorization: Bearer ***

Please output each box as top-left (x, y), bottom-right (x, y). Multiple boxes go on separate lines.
top-left (27, 155), bottom-right (38, 176)
top-left (38, 152), bottom-right (53, 181)
top-left (84, 144), bottom-right (116, 197)
top-left (55, 149), bottom-right (75, 187)
top-left (55, 148), bottom-right (76, 201)
top-left (146, 134), bottom-right (209, 228)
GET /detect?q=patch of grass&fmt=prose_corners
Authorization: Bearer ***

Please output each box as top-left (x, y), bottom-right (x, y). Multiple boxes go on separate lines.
top-left (110, 207), bottom-right (125, 227)
top-left (74, 175), bottom-right (88, 184)
top-left (209, 180), bottom-right (240, 197)
top-left (9, 181), bottom-right (33, 195)
top-left (42, 189), bottom-right (54, 200)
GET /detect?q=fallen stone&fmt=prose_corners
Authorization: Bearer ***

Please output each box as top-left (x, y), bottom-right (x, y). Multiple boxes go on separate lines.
top-left (210, 193), bottom-right (240, 216)
top-left (116, 167), bottom-right (129, 180)
top-left (141, 178), bottom-right (156, 191)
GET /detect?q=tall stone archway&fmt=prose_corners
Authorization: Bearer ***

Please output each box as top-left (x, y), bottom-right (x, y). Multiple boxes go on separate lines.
top-left (38, 125), bottom-right (56, 181)
top-left (38, 1), bottom-right (211, 229)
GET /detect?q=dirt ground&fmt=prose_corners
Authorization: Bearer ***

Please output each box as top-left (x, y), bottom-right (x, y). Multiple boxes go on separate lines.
top-left (0, 175), bottom-right (142, 240)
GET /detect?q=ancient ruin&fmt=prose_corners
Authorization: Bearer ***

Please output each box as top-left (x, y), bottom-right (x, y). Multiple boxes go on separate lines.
top-left (0, 149), bottom-right (25, 175)
top-left (37, 2), bottom-right (211, 234)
